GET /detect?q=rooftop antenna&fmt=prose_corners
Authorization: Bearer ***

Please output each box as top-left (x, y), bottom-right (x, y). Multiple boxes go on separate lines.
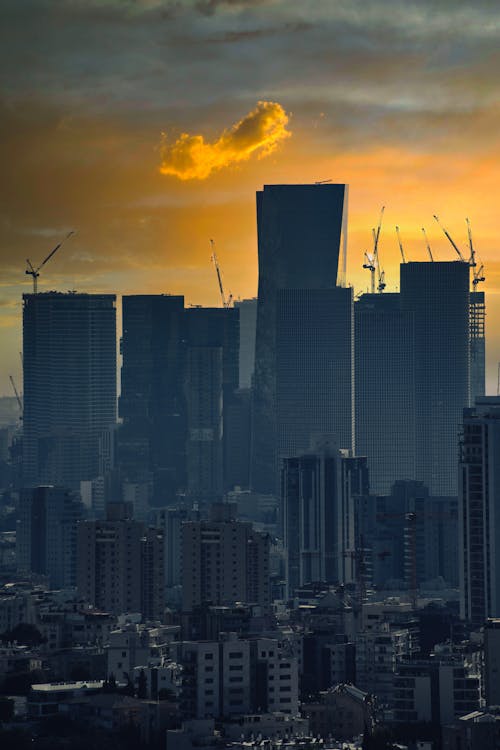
top-left (26, 230), bottom-right (76, 293)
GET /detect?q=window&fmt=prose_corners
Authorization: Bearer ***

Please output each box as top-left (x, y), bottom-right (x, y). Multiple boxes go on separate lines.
top-left (228, 652), bottom-right (243, 659)
top-left (205, 653), bottom-right (214, 660)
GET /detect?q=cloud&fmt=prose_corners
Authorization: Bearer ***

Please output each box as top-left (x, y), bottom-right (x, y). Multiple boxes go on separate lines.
top-left (159, 101), bottom-right (291, 180)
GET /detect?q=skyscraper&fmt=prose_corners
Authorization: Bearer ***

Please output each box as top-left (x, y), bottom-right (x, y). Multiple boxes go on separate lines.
top-left (282, 437), bottom-right (368, 595)
top-left (470, 290), bottom-right (486, 401)
top-left (252, 183), bottom-right (349, 494)
top-left (234, 298), bottom-right (257, 389)
top-left (119, 294), bottom-right (185, 500)
top-left (355, 293), bottom-right (416, 494)
top-left (459, 397), bottom-right (500, 627)
top-left (23, 293), bottom-right (116, 489)
top-left (276, 287), bottom-right (354, 468)
top-left (17, 485), bottom-right (84, 588)
top-left (400, 261), bottom-right (470, 496)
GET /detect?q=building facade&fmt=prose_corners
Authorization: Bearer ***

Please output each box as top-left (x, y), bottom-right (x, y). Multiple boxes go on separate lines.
top-left (251, 183), bottom-right (348, 494)
top-left (23, 293), bottom-right (116, 489)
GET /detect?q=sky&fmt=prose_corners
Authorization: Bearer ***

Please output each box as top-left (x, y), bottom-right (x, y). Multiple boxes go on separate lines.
top-left (0, 0), bottom-right (499, 394)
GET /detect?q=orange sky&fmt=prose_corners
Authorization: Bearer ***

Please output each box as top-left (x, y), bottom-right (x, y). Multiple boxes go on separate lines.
top-left (0, 1), bottom-right (499, 394)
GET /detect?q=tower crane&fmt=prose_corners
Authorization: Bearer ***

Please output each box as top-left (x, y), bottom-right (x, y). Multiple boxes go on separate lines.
top-left (433, 215), bottom-right (466, 262)
top-left (362, 206), bottom-right (385, 294)
top-left (395, 226), bottom-right (407, 263)
top-left (9, 375), bottom-right (22, 420)
top-left (210, 239), bottom-right (232, 309)
top-left (26, 230), bottom-right (75, 294)
top-left (421, 227), bottom-right (434, 262)
top-left (465, 217), bottom-right (477, 267)
top-left (362, 252), bottom-right (376, 294)
top-left (472, 265), bottom-right (485, 287)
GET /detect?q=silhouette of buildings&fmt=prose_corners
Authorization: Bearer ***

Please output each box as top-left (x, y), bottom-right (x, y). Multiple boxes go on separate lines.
top-left (459, 397), bottom-right (500, 627)
top-left (17, 485), bottom-right (84, 588)
top-left (251, 183), bottom-right (348, 494)
top-left (23, 293), bottom-right (116, 489)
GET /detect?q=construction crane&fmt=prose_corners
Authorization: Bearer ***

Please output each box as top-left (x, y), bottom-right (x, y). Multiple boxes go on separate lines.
top-left (9, 375), bottom-right (22, 420)
top-left (472, 264), bottom-right (485, 287)
top-left (362, 252), bottom-right (376, 294)
top-left (395, 226), bottom-right (407, 264)
top-left (209, 239), bottom-right (232, 309)
top-left (421, 227), bottom-right (434, 262)
top-left (26, 230), bottom-right (75, 294)
top-left (465, 217), bottom-right (477, 267)
top-left (362, 206), bottom-right (385, 293)
top-left (433, 214), bottom-right (466, 262)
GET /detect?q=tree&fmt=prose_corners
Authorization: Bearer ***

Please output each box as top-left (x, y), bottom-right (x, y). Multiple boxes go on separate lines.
top-left (1, 623), bottom-right (45, 647)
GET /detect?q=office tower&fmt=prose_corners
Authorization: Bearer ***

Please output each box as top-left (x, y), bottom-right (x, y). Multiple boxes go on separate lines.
top-left (185, 346), bottom-right (223, 501)
top-left (400, 261), bottom-right (470, 496)
top-left (224, 388), bottom-right (252, 491)
top-left (77, 502), bottom-right (164, 620)
top-left (184, 306), bottom-right (239, 496)
top-left (459, 397), bottom-right (500, 627)
top-left (355, 293), bottom-right (416, 494)
top-left (23, 293), bottom-right (116, 489)
top-left (181, 503), bottom-right (270, 612)
top-left (234, 298), bottom-right (257, 389)
top-left (470, 290), bottom-right (486, 401)
top-left (119, 295), bottom-right (185, 500)
top-left (276, 287), bottom-right (354, 467)
top-left (155, 506), bottom-right (193, 593)
top-left (252, 183), bottom-right (348, 494)
top-left (17, 485), bottom-right (84, 588)
top-left (484, 619), bottom-right (500, 706)
top-left (282, 437), bottom-right (368, 595)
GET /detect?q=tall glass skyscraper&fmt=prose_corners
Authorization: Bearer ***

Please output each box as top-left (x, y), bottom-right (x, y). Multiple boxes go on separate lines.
top-left (251, 183), bottom-right (349, 494)
top-left (23, 293), bottom-right (116, 489)
top-left (400, 261), bottom-right (470, 496)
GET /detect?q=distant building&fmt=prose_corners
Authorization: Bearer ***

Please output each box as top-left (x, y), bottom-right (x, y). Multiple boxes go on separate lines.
top-left (77, 502), bottom-right (164, 620)
top-left (234, 298), bottom-right (257, 389)
top-left (303, 684), bottom-right (375, 741)
top-left (276, 287), bottom-right (354, 468)
top-left (119, 294), bottom-right (185, 502)
top-left (282, 437), bottom-right (368, 595)
top-left (355, 292), bottom-right (416, 494)
top-left (459, 397), bottom-right (500, 626)
top-left (252, 183), bottom-right (348, 494)
top-left (400, 261), bottom-right (470, 496)
top-left (484, 619), bottom-right (500, 707)
top-left (23, 293), bottom-right (116, 489)
top-left (470, 290), bottom-right (486, 402)
top-left (181, 504), bottom-right (270, 612)
top-left (17, 485), bottom-right (84, 589)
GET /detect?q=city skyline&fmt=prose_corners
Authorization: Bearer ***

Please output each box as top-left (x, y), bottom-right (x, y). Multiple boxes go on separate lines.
top-left (1, 1), bottom-right (499, 394)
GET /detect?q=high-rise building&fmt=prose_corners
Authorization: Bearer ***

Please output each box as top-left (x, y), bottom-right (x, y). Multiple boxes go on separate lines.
top-left (355, 293), bottom-right (416, 494)
top-left (17, 485), bottom-right (84, 588)
top-left (77, 502), bottom-right (164, 620)
top-left (281, 437), bottom-right (368, 595)
top-left (252, 183), bottom-right (348, 494)
top-left (459, 397), bottom-right (500, 627)
top-left (400, 261), bottom-right (470, 496)
top-left (119, 295), bottom-right (185, 500)
top-left (23, 293), bottom-right (116, 489)
top-left (276, 287), bottom-right (354, 467)
top-left (184, 307), bottom-right (239, 497)
top-left (234, 298), bottom-right (257, 389)
top-left (181, 503), bottom-right (270, 612)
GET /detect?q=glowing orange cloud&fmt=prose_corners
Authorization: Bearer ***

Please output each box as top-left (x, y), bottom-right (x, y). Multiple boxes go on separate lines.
top-left (159, 101), bottom-right (291, 180)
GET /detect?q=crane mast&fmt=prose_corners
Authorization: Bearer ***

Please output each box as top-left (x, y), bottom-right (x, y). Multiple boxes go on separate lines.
top-left (210, 239), bottom-right (232, 309)
top-left (421, 227), bottom-right (434, 262)
top-left (433, 215), bottom-right (465, 262)
top-left (25, 230), bottom-right (75, 293)
top-left (395, 226), bottom-right (407, 263)
top-left (9, 375), bottom-right (22, 420)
